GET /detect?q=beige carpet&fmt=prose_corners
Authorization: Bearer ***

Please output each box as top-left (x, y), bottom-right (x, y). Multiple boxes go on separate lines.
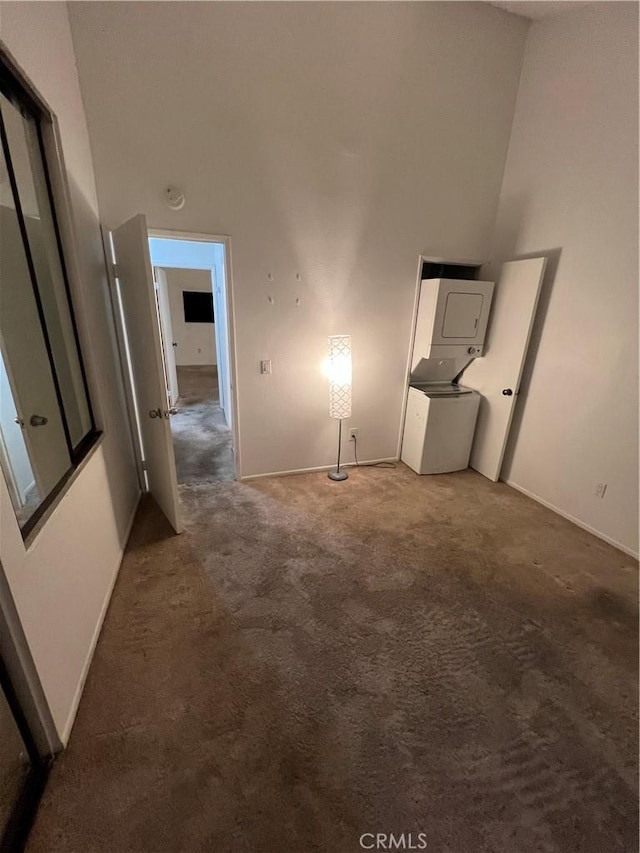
top-left (26, 466), bottom-right (638, 852)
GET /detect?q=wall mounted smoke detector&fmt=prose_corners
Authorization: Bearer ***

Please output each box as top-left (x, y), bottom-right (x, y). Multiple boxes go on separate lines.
top-left (163, 186), bottom-right (185, 211)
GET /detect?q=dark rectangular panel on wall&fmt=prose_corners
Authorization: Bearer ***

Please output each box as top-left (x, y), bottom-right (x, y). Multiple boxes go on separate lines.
top-left (183, 291), bottom-right (214, 324)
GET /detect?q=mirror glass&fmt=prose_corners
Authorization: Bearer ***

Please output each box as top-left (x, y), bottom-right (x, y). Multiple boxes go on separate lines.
top-left (0, 96), bottom-right (72, 527)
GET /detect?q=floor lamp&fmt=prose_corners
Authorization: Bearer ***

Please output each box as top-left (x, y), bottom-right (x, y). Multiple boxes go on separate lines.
top-left (327, 335), bottom-right (352, 482)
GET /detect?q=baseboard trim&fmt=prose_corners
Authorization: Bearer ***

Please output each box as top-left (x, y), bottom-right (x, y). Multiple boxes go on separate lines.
top-left (505, 479), bottom-right (639, 560)
top-left (241, 458), bottom-right (399, 481)
top-left (60, 490), bottom-right (142, 745)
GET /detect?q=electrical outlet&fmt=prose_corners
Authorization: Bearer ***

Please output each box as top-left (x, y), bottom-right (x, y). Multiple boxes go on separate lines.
top-left (348, 428), bottom-right (359, 441)
top-left (594, 482), bottom-right (608, 499)
top-left (260, 359), bottom-right (272, 375)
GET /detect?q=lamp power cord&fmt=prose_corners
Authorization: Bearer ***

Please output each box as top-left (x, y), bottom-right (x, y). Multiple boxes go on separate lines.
top-left (352, 435), bottom-right (397, 469)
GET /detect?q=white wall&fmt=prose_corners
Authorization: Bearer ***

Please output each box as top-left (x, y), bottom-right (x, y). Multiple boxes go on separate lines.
top-left (164, 268), bottom-right (216, 367)
top-left (490, 3), bottom-right (639, 556)
top-left (68, 1), bottom-right (528, 476)
top-left (0, 2), bottom-right (140, 740)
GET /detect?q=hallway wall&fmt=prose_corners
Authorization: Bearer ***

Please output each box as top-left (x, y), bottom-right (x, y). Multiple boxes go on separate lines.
top-left (68, 1), bottom-right (529, 476)
top-left (0, 2), bottom-right (140, 741)
top-left (164, 268), bottom-right (217, 366)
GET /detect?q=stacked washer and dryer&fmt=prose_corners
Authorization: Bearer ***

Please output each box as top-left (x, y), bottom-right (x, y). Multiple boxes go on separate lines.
top-left (401, 271), bottom-right (495, 475)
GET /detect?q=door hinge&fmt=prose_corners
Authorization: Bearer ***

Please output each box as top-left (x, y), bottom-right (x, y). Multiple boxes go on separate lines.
top-left (141, 461), bottom-right (147, 471)
top-left (112, 263), bottom-right (121, 279)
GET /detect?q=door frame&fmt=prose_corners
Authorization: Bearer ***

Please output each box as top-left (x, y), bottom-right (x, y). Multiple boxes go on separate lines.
top-left (152, 268), bottom-right (179, 408)
top-left (147, 229), bottom-right (241, 480)
top-left (0, 653), bottom-right (51, 853)
top-left (209, 266), bottom-right (227, 416)
top-left (0, 562), bottom-right (59, 853)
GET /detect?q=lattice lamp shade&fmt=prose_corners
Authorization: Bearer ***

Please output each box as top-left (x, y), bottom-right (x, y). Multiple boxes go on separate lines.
top-left (328, 335), bottom-right (352, 420)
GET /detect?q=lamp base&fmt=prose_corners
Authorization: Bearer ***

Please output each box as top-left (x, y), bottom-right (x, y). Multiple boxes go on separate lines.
top-left (328, 469), bottom-right (349, 481)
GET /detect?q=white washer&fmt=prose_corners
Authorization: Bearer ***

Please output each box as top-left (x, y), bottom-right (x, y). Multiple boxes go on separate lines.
top-left (401, 383), bottom-right (480, 475)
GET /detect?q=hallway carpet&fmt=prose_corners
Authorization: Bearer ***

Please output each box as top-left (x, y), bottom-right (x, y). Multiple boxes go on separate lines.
top-left (26, 468), bottom-right (638, 852)
top-left (171, 365), bottom-right (234, 484)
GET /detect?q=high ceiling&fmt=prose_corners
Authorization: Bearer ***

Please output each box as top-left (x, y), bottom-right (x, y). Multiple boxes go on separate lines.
top-left (490, 1), bottom-right (591, 20)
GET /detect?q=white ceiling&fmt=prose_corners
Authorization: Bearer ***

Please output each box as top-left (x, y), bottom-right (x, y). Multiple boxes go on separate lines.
top-left (489, 1), bottom-right (591, 20)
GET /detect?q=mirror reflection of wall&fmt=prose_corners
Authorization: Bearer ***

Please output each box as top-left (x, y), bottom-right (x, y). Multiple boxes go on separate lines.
top-left (0, 125), bottom-right (68, 524)
top-left (0, 83), bottom-right (97, 536)
top-left (0, 347), bottom-right (40, 525)
top-left (2, 91), bottom-right (91, 446)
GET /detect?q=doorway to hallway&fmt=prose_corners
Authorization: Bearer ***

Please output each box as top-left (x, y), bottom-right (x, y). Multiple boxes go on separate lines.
top-left (149, 234), bottom-right (236, 485)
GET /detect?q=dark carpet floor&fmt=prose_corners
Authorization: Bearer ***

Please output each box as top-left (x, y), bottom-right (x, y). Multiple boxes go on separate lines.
top-left (171, 365), bottom-right (235, 484)
top-left (26, 467), bottom-right (638, 852)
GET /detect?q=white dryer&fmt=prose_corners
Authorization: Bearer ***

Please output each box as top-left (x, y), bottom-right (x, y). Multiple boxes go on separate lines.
top-left (412, 277), bottom-right (494, 365)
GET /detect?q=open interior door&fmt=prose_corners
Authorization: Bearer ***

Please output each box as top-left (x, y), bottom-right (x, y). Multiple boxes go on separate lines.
top-left (463, 257), bottom-right (547, 482)
top-left (111, 214), bottom-right (182, 533)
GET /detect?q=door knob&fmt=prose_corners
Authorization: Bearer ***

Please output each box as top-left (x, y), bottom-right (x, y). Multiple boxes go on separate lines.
top-left (29, 414), bottom-right (48, 426)
top-left (502, 389), bottom-right (513, 396)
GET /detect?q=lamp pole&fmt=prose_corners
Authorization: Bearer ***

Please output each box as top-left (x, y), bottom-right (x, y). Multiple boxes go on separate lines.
top-left (328, 419), bottom-right (348, 481)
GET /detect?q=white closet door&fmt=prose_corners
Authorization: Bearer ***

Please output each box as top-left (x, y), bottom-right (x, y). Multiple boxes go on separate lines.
top-left (464, 257), bottom-right (547, 482)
